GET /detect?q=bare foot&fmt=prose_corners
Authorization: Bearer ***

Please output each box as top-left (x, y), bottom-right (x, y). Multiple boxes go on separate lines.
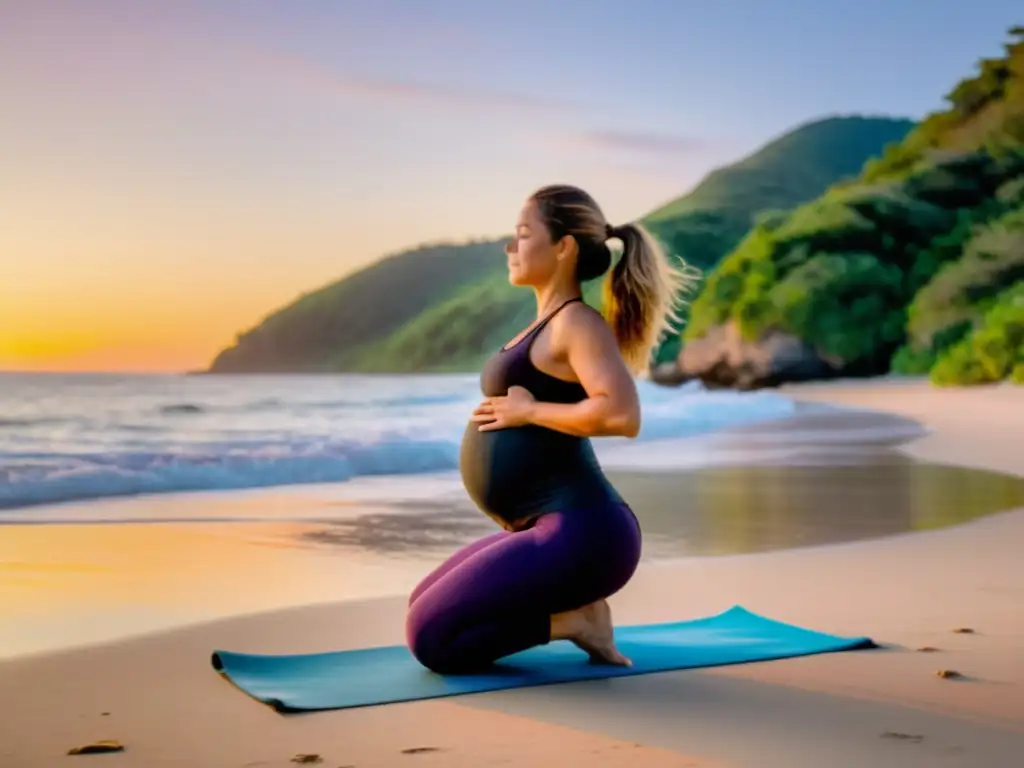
top-left (563, 600), bottom-right (631, 666)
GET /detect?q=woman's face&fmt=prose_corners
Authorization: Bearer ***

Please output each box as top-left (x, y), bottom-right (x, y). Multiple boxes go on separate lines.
top-left (504, 199), bottom-right (561, 287)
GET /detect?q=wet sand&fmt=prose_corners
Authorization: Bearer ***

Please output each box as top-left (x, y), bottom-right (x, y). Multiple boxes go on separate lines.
top-left (1, 379), bottom-right (1022, 766)
top-left (4, 424), bottom-right (1023, 659)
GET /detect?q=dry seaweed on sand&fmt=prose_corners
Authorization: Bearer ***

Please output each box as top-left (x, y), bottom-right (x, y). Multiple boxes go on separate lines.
top-left (67, 740), bottom-right (125, 755)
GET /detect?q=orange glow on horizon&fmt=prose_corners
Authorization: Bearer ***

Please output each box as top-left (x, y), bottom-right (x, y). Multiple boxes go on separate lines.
top-left (0, 283), bottom-right (288, 374)
top-left (0, 300), bottom-right (272, 374)
top-left (0, 343), bottom-right (211, 374)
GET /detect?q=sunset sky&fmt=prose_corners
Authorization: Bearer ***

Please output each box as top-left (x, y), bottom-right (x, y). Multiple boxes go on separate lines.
top-left (2, 0), bottom-right (1020, 373)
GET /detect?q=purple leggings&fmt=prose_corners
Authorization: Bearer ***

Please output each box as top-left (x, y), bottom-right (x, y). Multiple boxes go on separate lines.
top-left (405, 503), bottom-right (642, 673)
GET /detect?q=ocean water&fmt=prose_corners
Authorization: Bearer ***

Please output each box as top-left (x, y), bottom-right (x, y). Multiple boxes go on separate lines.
top-left (6, 372), bottom-right (1021, 659)
top-left (0, 372), bottom-right (798, 513)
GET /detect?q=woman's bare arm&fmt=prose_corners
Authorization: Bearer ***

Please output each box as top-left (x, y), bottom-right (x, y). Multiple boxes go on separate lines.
top-left (523, 306), bottom-right (641, 438)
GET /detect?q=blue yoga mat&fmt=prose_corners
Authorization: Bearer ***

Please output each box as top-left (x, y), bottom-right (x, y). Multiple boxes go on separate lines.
top-left (211, 605), bottom-right (874, 712)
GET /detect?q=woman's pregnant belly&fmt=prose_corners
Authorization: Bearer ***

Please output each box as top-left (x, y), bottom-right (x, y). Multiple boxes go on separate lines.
top-left (459, 421), bottom-right (620, 528)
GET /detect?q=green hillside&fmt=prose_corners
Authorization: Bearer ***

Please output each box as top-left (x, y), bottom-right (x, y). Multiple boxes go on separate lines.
top-left (683, 26), bottom-right (1024, 388)
top-left (644, 115), bottom-right (917, 271)
top-left (208, 239), bottom-right (508, 373)
top-left (207, 115), bottom-right (915, 374)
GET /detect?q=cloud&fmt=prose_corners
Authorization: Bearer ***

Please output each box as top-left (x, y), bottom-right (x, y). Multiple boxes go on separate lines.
top-left (577, 130), bottom-right (710, 156)
top-left (533, 128), bottom-right (716, 165)
top-left (249, 48), bottom-right (575, 115)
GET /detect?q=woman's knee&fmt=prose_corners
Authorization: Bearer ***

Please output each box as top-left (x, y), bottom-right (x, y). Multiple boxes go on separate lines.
top-left (405, 606), bottom-right (467, 674)
top-left (598, 504), bottom-right (643, 595)
top-left (407, 582), bottom-right (426, 608)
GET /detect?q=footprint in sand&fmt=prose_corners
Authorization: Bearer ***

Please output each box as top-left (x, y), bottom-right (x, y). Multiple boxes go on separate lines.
top-left (401, 746), bottom-right (445, 755)
top-left (881, 731), bottom-right (924, 743)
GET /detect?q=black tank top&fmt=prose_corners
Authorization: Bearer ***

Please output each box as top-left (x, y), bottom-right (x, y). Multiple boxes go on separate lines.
top-left (459, 298), bottom-right (621, 529)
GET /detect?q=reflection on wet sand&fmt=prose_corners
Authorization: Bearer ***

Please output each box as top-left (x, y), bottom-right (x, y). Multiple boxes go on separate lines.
top-left (611, 458), bottom-right (1024, 558)
top-left (0, 521), bottom-right (430, 657)
top-left (5, 399), bottom-right (1023, 659)
top-left (294, 453), bottom-right (1024, 560)
top-left (299, 507), bottom-right (495, 555)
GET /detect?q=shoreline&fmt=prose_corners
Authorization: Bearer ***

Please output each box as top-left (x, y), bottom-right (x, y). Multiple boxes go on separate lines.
top-left (6, 395), bottom-right (1023, 663)
top-left (0, 388), bottom-right (936, 525)
top-left (2, 379), bottom-right (1023, 766)
top-left (781, 378), bottom-right (1024, 478)
top-left (0, 375), bottom-right (795, 516)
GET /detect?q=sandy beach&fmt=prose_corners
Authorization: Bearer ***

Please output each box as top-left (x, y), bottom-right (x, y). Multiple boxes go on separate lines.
top-left (2, 379), bottom-right (1023, 767)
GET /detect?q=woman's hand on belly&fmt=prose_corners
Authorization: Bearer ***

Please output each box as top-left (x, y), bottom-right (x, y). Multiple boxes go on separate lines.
top-left (485, 302), bottom-right (640, 440)
top-left (471, 386), bottom-right (536, 431)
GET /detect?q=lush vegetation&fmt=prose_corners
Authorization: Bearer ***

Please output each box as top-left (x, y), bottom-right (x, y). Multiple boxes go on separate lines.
top-left (209, 239), bottom-right (508, 373)
top-left (644, 115), bottom-right (917, 273)
top-left (685, 26), bottom-right (1024, 386)
top-left (929, 282), bottom-right (1024, 386)
top-left (208, 116), bottom-right (913, 374)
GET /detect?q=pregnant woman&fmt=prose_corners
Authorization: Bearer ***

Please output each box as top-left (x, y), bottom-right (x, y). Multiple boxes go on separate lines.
top-left (405, 183), bottom-right (694, 673)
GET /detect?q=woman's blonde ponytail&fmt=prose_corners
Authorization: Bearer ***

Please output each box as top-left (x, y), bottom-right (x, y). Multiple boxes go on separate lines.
top-left (603, 222), bottom-right (697, 372)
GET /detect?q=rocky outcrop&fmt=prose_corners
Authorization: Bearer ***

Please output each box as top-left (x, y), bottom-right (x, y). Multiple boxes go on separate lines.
top-left (648, 361), bottom-right (691, 386)
top-left (653, 321), bottom-right (837, 390)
